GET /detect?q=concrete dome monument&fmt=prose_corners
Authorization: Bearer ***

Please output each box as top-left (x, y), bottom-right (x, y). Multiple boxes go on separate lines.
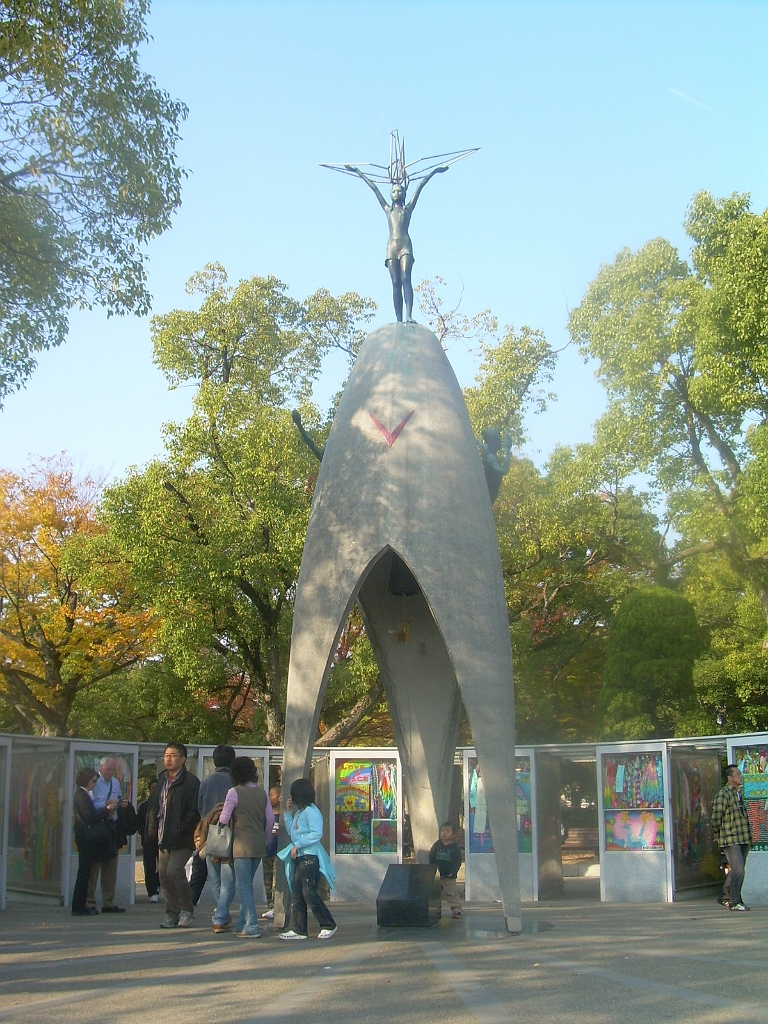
top-left (282, 310), bottom-right (521, 932)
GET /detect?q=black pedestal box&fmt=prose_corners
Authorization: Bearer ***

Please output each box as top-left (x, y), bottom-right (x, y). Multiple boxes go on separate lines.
top-left (376, 863), bottom-right (441, 927)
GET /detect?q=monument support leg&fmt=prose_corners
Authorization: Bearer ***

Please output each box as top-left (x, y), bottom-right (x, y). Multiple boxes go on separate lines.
top-left (451, 657), bottom-right (521, 934)
top-left (358, 552), bottom-right (463, 862)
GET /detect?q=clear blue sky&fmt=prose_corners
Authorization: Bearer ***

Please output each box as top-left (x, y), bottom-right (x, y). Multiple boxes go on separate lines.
top-left (1, 0), bottom-right (766, 482)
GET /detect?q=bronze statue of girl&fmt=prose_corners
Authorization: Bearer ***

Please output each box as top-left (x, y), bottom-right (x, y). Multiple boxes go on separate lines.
top-left (344, 164), bottom-right (448, 323)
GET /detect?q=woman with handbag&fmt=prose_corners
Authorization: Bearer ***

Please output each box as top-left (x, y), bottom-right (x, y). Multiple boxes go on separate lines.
top-left (72, 767), bottom-right (119, 917)
top-left (211, 757), bottom-right (274, 936)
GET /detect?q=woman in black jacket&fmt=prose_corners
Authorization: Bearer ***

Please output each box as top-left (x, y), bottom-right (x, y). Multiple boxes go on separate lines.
top-left (72, 767), bottom-right (119, 916)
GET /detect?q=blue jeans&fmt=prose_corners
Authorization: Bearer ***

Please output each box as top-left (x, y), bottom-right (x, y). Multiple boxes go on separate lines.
top-left (211, 858), bottom-right (235, 926)
top-left (234, 857), bottom-right (262, 935)
top-left (206, 856), bottom-right (224, 908)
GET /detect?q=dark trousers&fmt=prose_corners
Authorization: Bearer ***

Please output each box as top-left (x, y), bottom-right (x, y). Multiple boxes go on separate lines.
top-left (189, 850), bottom-right (207, 905)
top-left (288, 855), bottom-right (336, 936)
top-left (143, 841), bottom-right (160, 897)
top-left (72, 845), bottom-right (96, 912)
top-left (723, 844), bottom-right (749, 905)
top-left (263, 855), bottom-right (276, 908)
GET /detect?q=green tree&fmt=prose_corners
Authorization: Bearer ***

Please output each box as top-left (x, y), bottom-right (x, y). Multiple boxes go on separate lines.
top-left (102, 420), bottom-right (306, 745)
top-left (569, 192), bottom-right (768, 618)
top-left (680, 554), bottom-right (768, 735)
top-left (0, 0), bottom-right (187, 400)
top-left (69, 660), bottom-right (251, 743)
top-left (597, 588), bottom-right (702, 739)
top-left (315, 611), bottom-right (386, 746)
top-left (497, 443), bottom-right (664, 742)
top-left (101, 266), bottom-right (375, 744)
top-left (420, 277), bottom-right (665, 742)
top-left (570, 192), bottom-right (768, 730)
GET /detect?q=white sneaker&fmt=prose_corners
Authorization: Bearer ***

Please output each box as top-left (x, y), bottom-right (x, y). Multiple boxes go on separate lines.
top-left (317, 927), bottom-right (337, 939)
top-left (149, 894), bottom-right (160, 903)
top-left (261, 908), bottom-right (275, 919)
top-left (177, 911), bottom-right (194, 927)
top-left (279, 930), bottom-right (308, 940)
top-left (160, 915), bottom-right (178, 929)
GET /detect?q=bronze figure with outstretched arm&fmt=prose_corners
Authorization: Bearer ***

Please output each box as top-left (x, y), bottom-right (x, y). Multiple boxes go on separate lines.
top-left (345, 163), bottom-right (448, 323)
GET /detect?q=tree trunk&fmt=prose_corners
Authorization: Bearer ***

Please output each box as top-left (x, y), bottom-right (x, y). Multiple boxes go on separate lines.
top-left (266, 635), bottom-right (284, 741)
top-left (315, 677), bottom-right (384, 747)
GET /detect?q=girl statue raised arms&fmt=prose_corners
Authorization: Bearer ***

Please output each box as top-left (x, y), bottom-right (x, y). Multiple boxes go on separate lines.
top-left (344, 163), bottom-right (448, 323)
top-left (323, 135), bottom-right (477, 322)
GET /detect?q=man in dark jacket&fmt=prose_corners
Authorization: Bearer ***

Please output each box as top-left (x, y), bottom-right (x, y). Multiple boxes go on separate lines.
top-left (146, 743), bottom-right (200, 929)
top-left (190, 744), bottom-right (235, 907)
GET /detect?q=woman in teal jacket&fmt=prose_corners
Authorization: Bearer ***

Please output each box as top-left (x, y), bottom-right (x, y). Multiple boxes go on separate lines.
top-left (278, 778), bottom-right (337, 940)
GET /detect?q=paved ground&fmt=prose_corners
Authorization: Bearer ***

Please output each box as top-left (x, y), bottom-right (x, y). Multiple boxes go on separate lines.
top-left (1, 880), bottom-right (766, 1024)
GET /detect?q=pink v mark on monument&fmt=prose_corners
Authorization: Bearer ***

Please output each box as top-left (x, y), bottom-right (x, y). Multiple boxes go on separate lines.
top-left (369, 411), bottom-right (414, 447)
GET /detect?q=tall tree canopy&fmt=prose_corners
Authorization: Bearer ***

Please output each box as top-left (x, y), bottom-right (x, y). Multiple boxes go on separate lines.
top-left (0, 0), bottom-right (187, 401)
top-left (102, 266), bottom-right (375, 744)
top-left (418, 279), bottom-right (666, 742)
top-left (495, 442), bottom-right (663, 742)
top-left (570, 192), bottom-right (768, 733)
top-left (597, 588), bottom-right (702, 740)
top-left (0, 457), bottom-right (153, 734)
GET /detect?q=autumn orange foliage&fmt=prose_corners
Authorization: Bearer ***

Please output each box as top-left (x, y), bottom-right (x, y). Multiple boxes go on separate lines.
top-left (0, 457), bottom-right (154, 734)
